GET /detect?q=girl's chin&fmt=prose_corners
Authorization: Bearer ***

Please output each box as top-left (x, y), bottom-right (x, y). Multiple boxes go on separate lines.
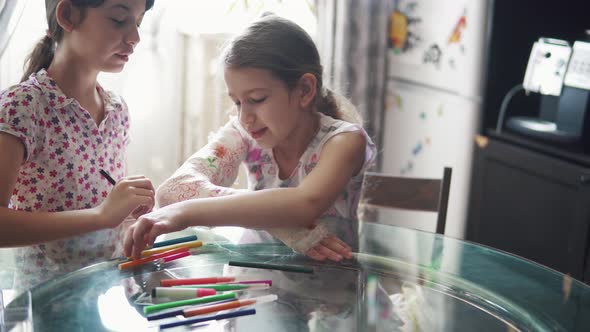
top-left (101, 62), bottom-right (126, 73)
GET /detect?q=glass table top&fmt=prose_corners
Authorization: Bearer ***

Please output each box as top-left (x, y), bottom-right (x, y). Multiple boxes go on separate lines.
top-left (3, 219), bottom-right (590, 331)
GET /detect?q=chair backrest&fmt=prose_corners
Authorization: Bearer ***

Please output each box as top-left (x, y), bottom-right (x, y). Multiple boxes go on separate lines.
top-left (359, 167), bottom-right (452, 234)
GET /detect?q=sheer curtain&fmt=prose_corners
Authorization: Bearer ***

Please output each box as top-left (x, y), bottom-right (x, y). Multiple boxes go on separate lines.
top-left (315, 0), bottom-right (392, 169)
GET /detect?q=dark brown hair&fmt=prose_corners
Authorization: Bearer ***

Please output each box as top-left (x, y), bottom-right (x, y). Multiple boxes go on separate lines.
top-left (21, 0), bottom-right (155, 82)
top-left (221, 14), bottom-right (362, 124)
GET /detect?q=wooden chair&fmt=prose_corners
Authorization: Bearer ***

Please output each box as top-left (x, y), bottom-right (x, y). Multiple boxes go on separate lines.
top-left (359, 167), bottom-right (452, 234)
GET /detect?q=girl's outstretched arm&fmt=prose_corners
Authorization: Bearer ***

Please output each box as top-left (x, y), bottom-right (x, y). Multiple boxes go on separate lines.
top-left (125, 130), bottom-right (367, 258)
top-left (0, 132), bottom-right (155, 247)
top-left (155, 119), bottom-right (249, 207)
top-left (154, 118), bottom-right (354, 261)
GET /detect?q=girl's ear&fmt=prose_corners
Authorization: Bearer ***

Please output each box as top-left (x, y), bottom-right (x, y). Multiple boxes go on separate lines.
top-left (297, 73), bottom-right (317, 109)
top-left (55, 0), bottom-right (82, 33)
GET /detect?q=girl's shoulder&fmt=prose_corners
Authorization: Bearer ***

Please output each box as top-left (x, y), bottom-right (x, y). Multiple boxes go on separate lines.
top-left (0, 80), bottom-right (44, 104)
top-left (315, 113), bottom-right (370, 144)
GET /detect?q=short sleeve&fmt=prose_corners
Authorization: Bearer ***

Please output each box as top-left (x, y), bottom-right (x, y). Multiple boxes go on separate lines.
top-left (0, 84), bottom-right (43, 163)
top-left (156, 117), bottom-right (251, 207)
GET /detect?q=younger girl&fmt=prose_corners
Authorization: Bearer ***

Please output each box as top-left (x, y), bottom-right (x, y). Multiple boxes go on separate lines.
top-left (124, 14), bottom-right (376, 261)
top-left (0, 0), bottom-right (155, 288)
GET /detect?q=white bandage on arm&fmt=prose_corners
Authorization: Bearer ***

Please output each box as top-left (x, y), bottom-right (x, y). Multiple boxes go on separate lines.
top-left (265, 224), bottom-right (329, 254)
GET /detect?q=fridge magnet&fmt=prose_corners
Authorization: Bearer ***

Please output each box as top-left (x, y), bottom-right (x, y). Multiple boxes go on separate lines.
top-left (400, 161), bottom-right (414, 175)
top-left (447, 9), bottom-right (468, 70)
top-left (385, 93), bottom-right (403, 112)
top-left (437, 104), bottom-right (444, 117)
top-left (419, 111), bottom-right (426, 120)
top-left (448, 10), bottom-right (466, 45)
top-left (388, 1), bottom-right (421, 54)
top-left (423, 44), bottom-right (442, 69)
top-left (412, 142), bottom-right (423, 156)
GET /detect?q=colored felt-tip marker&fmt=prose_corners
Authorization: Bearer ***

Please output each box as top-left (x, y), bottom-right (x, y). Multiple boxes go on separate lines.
top-left (152, 287), bottom-right (216, 300)
top-left (158, 251), bottom-right (190, 264)
top-left (160, 276), bottom-right (235, 287)
top-left (183, 294), bottom-right (277, 317)
top-left (143, 292), bottom-right (237, 315)
top-left (140, 240), bottom-right (203, 258)
top-left (99, 169), bottom-right (116, 185)
top-left (228, 260), bottom-right (314, 274)
top-left (229, 279), bottom-right (273, 286)
top-left (118, 247), bottom-right (190, 270)
top-left (159, 308), bottom-right (256, 330)
top-left (152, 235), bottom-right (198, 248)
top-left (175, 283), bottom-right (269, 291)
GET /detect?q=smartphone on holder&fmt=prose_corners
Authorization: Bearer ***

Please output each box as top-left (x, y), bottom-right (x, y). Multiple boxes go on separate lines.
top-left (522, 38), bottom-right (572, 96)
top-left (507, 35), bottom-right (590, 146)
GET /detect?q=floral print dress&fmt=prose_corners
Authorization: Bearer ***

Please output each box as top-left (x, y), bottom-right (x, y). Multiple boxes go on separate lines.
top-left (157, 112), bottom-right (376, 253)
top-left (0, 70), bottom-right (130, 288)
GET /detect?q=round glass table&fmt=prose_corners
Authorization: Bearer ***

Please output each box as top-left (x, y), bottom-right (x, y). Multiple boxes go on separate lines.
top-left (4, 219), bottom-right (590, 331)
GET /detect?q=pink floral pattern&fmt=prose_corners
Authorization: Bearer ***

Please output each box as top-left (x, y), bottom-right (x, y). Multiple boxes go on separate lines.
top-left (0, 70), bottom-right (130, 288)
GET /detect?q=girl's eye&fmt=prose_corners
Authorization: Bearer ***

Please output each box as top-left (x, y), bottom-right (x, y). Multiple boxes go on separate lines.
top-left (111, 18), bottom-right (126, 27)
top-left (250, 97), bottom-right (266, 104)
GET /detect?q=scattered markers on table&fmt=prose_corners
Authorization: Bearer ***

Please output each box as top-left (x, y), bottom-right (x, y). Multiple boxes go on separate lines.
top-left (118, 247), bottom-right (190, 270)
top-left (143, 292), bottom-right (238, 315)
top-left (140, 240), bottom-right (203, 258)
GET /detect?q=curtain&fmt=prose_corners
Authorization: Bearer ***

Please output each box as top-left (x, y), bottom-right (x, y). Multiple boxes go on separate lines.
top-left (316, 0), bottom-right (393, 169)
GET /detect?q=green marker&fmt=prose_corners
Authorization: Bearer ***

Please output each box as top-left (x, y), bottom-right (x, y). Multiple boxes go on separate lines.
top-left (228, 260), bottom-right (314, 274)
top-left (143, 292), bottom-right (237, 315)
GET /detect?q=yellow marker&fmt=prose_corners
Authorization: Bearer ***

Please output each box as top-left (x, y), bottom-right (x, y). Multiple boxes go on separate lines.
top-left (141, 240), bottom-right (203, 257)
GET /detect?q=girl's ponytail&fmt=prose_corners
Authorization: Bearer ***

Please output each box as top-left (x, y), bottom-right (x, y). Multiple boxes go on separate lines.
top-left (317, 88), bottom-right (363, 126)
top-left (21, 35), bottom-right (54, 82)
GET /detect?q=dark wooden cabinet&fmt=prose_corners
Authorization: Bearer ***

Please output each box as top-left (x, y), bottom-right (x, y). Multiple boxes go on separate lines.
top-left (466, 132), bottom-right (590, 282)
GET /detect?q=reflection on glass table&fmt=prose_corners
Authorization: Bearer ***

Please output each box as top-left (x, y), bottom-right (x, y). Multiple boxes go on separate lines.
top-left (7, 218), bottom-right (590, 331)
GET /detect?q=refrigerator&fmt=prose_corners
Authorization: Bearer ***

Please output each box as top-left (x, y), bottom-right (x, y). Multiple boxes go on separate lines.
top-left (382, 0), bottom-right (491, 239)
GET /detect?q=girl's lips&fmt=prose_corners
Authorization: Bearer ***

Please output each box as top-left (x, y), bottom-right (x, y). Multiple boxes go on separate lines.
top-left (115, 54), bottom-right (129, 62)
top-left (250, 128), bottom-right (267, 139)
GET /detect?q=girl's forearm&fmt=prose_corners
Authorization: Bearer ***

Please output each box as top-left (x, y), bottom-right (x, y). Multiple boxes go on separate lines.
top-left (174, 188), bottom-right (323, 229)
top-left (0, 207), bottom-right (105, 247)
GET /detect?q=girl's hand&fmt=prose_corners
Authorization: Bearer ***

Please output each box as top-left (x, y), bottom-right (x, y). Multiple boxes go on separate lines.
top-left (305, 234), bottom-right (353, 261)
top-left (123, 206), bottom-right (187, 259)
top-left (96, 175), bottom-right (155, 229)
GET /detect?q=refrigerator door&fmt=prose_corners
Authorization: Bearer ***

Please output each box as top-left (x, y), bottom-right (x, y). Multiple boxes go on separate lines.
top-left (388, 0), bottom-right (489, 98)
top-left (381, 79), bottom-right (480, 238)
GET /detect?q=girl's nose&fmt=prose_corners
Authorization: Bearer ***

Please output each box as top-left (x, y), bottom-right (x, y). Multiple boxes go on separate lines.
top-left (126, 26), bottom-right (141, 47)
top-left (239, 106), bottom-right (256, 125)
